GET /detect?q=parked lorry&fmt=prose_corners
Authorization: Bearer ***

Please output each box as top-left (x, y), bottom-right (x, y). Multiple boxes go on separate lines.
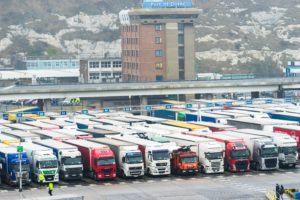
top-left (53, 129), bottom-right (92, 139)
top-left (11, 142), bottom-right (59, 183)
top-left (190, 121), bottom-right (236, 132)
top-left (148, 124), bottom-right (189, 134)
top-left (112, 136), bottom-right (171, 176)
top-left (32, 130), bottom-right (71, 141)
top-left (42, 119), bottom-right (77, 129)
top-left (0, 134), bottom-right (20, 144)
top-left (22, 121), bottom-right (60, 130)
top-left (171, 146), bottom-right (199, 175)
top-left (273, 125), bottom-right (300, 154)
top-left (0, 145), bottom-right (31, 185)
top-left (1, 130), bottom-right (40, 142)
top-left (236, 129), bottom-right (298, 168)
top-left (164, 134), bottom-right (224, 174)
top-left (222, 131), bottom-right (279, 170)
top-left (227, 118), bottom-right (298, 131)
top-left (64, 139), bottom-right (116, 180)
top-left (186, 132), bottom-right (250, 172)
top-left (34, 139), bottom-right (83, 180)
top-left (80, 128), bottom-right (119, 138)
top-left (88, 138), bottom-right (144, 178)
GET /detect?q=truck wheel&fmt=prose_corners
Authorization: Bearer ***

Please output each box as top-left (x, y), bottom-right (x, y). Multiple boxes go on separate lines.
top-left (120, 170), bottom-right (126, 179)
top-left (255, 162), bottom-right (261, 171)
top-left (92, 172), bottom-right (97, 181)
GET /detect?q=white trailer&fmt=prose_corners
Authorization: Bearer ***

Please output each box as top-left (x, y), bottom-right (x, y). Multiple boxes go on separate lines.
top-left (227, 117), bottom-right (298, 131)
top-left (52, 129), bottom-right (92, 139)
top-left (34, 139), bottom-right (83, 180)
top-left (147, 124), bottom-right (189, 134)
top-left (112, 136), bottom-right (171, 176)
top-left (41, 120), bottom-right (77, 129)
top-left (22, 121), bottom-right (60, 130)
top-left (164, 134), bottom-right (224, 174)
top-left (90, 118), bottom-right (127, 126)
top-left (221, 131), bottom-right (279, 170)
top-left (11, 142), bottom-right (59, 183)
top-left (1, 130), bottom-right (40, 142)
top-left (4, 123), bottom-right (39, 132)
top-left (88, 138), bottom-right (144, 178)
top-left (235, 129), bottom-right (298, 168)
top-left (32, 130), bottom-right (72, 141)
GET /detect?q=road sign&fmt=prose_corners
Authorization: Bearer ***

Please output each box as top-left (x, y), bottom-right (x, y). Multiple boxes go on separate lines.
top-left (17, 146), bottom-right (23, 153)
top-left (3, 113), bottom-right (8, 120)
top-left (60, 111), bottom-right (67, 116)
top-left (123, 107), bottom-right (131, 112)
top-left (265, 99), bottom-right (273, 104)
top-left (165, 104), bottom-right (173, 109)
top-left (38, 111), bottom-right (45, 116)
top-left (144, 106), bottom-right (152, 111)
top-left (185, 104), bottom-right (193, 109)
top-left (103, 108), bottom-right (110, 113)
top-left (81, 110), bottom-right (89, 115)
top-left (285, 98), bottom-right (292, 103)
top-left (16, 113), bottom-right (23, 118)
top-left (207, 103), bottom-right (214, 107)
top-left (245, 99), bottom-right (253, 105)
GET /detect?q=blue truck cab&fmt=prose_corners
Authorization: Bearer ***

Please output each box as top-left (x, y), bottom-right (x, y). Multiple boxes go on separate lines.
top-left (0, 146), bottom-right (31, 185)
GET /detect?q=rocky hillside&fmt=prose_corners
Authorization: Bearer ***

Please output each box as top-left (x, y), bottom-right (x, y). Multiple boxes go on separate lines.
top-left (0, 0), bottom-right (299, 77)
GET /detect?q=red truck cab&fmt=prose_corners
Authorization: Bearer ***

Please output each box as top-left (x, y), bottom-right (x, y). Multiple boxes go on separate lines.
top-left (64, 140), bottom-right (116, 180)
top-left (190, 132), bottom-right (250, 172)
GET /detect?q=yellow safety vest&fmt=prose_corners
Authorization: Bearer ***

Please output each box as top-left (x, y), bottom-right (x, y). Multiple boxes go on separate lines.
top-left (48, 183), bottom-right (54, 190)
top-left (39, 174), bottom-right (45, 182)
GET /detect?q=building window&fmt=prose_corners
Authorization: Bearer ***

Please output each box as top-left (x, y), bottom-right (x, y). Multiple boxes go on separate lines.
top-left (155, 50), bottom-right (163, 57)
top-left (178, 47), bottom-right (184, 57)
top-left (101, 72), bottom-right (111, 77)
top-left (155, 63), bottom-right (163, 69)
top-left (178, 23), bottom-right (184, 32)
top-left (155, 24), bottom-right (162, 31)
top-left (89, 73), bottom-right (99, 80)
top-left (155, 37), bottom-right (162, 44)
top-left (101, 61), bottom-right (111, 68)
top-left (113, 61), bottom-right (122, 68)
top-left (178, 34), bottom-right (184, 45)
top-left (89, 62), bottom-right (99, 68)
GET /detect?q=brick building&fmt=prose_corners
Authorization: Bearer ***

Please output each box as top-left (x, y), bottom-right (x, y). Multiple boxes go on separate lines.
top-left (119, 1), bottom-right (199, 82)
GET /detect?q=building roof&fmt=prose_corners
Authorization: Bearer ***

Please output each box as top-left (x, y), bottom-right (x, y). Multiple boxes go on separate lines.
top-left (0, 70), bottom-right (79, 80)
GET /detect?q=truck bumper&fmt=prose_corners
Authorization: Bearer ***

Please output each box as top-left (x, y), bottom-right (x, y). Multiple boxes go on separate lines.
top-left (149, 167), bottom-right (171, 176)
top-left (62, 172), bottom-right (83, 180)
top-left (97, 172), bottom-right (116, 180)
top-left (180, 169), bottom-right (199, 175)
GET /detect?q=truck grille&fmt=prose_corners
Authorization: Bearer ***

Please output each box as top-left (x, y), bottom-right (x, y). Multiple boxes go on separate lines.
top-left (45, 175), bottom-right (54, 181)
top-left (129, 167), bottom-right (142, 170)
top-left (285, 155), bottom-right (296, 163)
top-left (265, 158), bottom-right (277, 168)
top-left (156, 163), bottom-right (167, 167)
top-left (102, 168), bottom-right (113, 174)
top-left (236, 160), bottom-right (248, 171)
top-left (66, 167), bottom-right (82, 173)
top-left (211, 162), bottom-right (220, 171)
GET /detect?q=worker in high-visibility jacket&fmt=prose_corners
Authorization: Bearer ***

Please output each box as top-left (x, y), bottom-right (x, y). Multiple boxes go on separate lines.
top-left (48, 182), bottom-right (54, 196)
top-left (39, 173), bottom-right (45, 184)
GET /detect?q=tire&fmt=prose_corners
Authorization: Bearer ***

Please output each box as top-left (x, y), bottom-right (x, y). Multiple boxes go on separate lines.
top-left (92, 172), bottom-right (97, 181)
top-left (120, 170), bottom-right (126, 179)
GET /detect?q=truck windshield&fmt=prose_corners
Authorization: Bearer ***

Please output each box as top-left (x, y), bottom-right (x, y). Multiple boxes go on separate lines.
top-left (231, 150), bottom-right (250, 160)
top-left (261, 147), bottom-right (279, 158)
top-left (40, 160), bottom-right (58, 169)
top-left (152, 150), bottom-right (169, 161)
top-left (125, 152), bottom-right (143, 164)
top-left (205, 152), bottom-right (223, 160)
top-left (97, 157), bottom-right (115, 166)
top-left (10, 164), bottom-right (30, 172)
top-left (62, 156), bottom-right (82, 165)
top-left (279, 146), bottom-right (297, 155)
top-left (181, 156), bottom-right (198, 163)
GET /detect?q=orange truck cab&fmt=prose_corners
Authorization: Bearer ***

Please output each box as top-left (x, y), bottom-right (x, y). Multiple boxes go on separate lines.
top-left (171, 146), bottom-right (199, 175)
